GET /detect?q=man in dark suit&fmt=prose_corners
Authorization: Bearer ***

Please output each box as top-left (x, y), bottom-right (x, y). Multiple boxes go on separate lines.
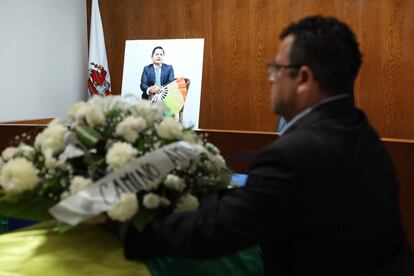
top-left (124, 16), bottom-right (414, 275)
top-left (140, 46), bottom-right (175, 100)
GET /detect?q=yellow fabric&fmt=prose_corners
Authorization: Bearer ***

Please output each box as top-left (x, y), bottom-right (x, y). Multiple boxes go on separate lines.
top-left (0, 222), bottom-right (151, 276)
top-left (165, 78), bottom-right (187, 114)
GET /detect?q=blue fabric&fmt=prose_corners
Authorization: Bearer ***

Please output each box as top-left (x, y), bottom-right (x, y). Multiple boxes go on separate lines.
top-left (276, 116), bottom-right (287, 132)
top-left (7, 218), bottom-right (37, 231)
top-left (155, 67), bottom-right (161, 86)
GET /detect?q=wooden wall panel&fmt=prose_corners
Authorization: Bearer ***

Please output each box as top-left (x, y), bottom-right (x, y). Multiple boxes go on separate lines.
top-left (357, 0), bottom-right (414, 139)
top-left (93, 0), bottom-right (414, 137)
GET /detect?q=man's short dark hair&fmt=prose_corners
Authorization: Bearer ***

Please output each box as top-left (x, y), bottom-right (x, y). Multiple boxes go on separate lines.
top-left (152, 46), bottom-right (165, 56)
top-left (280, 16), bottom-right (362, 95)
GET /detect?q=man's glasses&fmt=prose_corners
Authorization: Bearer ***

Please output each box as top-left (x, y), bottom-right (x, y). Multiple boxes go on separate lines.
top-left (266, 61), bottom-right (302, 76)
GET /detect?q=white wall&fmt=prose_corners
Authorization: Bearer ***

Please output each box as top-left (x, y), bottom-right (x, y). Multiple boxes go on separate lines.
top-left (0, 0), bottom-right (88, 122)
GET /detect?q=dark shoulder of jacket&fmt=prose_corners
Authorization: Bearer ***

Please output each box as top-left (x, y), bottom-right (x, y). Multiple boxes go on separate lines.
top-left (248, 134), bottom-right (298, 171)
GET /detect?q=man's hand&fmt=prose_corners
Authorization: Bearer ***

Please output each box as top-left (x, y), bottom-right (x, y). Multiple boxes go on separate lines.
top-left (149, 85), bottom-right (163, 94)
top-left (148, 86), bottom-right (157, 94)
top-left (153, 85), bottom-right (163, 94)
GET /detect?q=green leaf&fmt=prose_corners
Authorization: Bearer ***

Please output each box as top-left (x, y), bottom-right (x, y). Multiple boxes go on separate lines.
top-left (130, 209), bottom-right (160, 232)
top-left (75, 126), bottom-right (102, 148)
top-left (54, 222), bottom-right (75, 233)
top-left (0, 194), bottom-right (55, 221)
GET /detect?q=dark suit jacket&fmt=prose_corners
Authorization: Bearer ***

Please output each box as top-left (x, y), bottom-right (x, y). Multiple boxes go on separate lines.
top-left (140, 63), bottom-right (175, 99)
top-left (123, 97), bottom-right (414, 275)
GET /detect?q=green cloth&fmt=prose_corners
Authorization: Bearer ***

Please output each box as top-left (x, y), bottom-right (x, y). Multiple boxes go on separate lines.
top-left (147, 247), bottom-right (263, 276)
top-left (0, 222), bottom-right (263, 275)
top-left (0, 221), bottom-right (150, 276)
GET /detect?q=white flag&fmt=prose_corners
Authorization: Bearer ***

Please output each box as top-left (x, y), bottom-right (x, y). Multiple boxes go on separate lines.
top-left (87, 0), bottom-right (112, 96)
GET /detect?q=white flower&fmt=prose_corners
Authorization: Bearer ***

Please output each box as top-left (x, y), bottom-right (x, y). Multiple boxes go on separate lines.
top-left (68, 101), bottom-right (88, 121)
top-left (60, 191), bottom-right (70, 200)
top-left (130, 101), bottom-right (166, 124)
top-left (42, 149), bottom-right (66, 170)
top-left (174, 194), bottom-right (199, 213)
top-left (106, 142), bottom-right (138, 169)
top-left (84, 103), bottom-right (105, 126)
top-left (155, 117), bottom-right (183, 140)
top-left (89, 95), bottom-right (126, 113)
top-left (69, 176), bottom-right (93, 194)
top-left (37, 120), bottom-right (68, 155)
top-left (34, 133), bottom-right (43, 150)
top-left (143, 193), bottom-right (161, 209)
top-left (163, 174), bottom-right (186, 191)
top-left (1, 147), bottom-right (18, 161)
top-left (182, 132), bottom-right (198, 144)
top-left (116, 116), bottom-right (147, 143)
top-left (212, 154), bottom-right (226, 167)
top-left (68, 100), bottom-right (105, 126)
top-left (121, 93), bottom-right (140, 105)
top-left (159, 196), bottom-right (171, 207)
top-left (205, 143), bottom-right (220, 155)
top-left (107, 193), bottom-right (139, 222)
top-left (0, 157), bottom-right (39, 193)
top-left (44, 151), bottom-right (59, 169)
top-left (18, 144), bottom-right (35, 160)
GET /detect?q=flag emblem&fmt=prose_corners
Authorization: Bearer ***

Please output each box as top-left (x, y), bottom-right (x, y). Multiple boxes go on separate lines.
top-left (88, 62), bottom-right (112, 96)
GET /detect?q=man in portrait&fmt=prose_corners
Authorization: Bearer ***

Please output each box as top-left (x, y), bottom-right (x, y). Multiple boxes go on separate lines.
top-left (140, 46), bottom-right (175, 100)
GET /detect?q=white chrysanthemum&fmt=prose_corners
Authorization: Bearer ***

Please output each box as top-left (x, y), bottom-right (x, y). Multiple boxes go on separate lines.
top-left (143, 193), bottom-right (161, 209)
top-left (130, 101), bottom-right (166, 124)
top-left (34, 133), bottom-right (43, 150)
top-left (182, 132), bottom-right (198, 144)
top-left (106, 142), bottom-right (138, 169)
top-left (155, 117), bottom-right (183, 140)
top-left (44, 151), bottom-right (59, 169)
top-left (212, 154), bottom-right (226, 167)
top-left (69, 100), bottom-right (105, 126)
top-left (1, 147), bottom-right (18, 161)
top-left (89, 95), bottom-right (126, 113)
top-left (68, 101), bottom-right (88, 121)
top-left (0, 158), bottom-right (39, 193)
top-left (121, 93), bottom-right (140, 105)
top-left (159, 196), bottom-right (171, 207)
top-left (84, 103), bottom-right (105, 126)
top-left (174, 194), bottom-right (199, 213)
top-left (69, 176), bottom-right (93, 194)
top-left (107, 193), bottom-right (138, 222)
top-left (60, 191), bottom-right (70, 200)
top-left (42, 149), bottom-right (67, 170)
top-left (18, 144), bottom-right (35, 160)
top-left (38, 120), bottom-right (68, 155)
top-left (116, 116), bottom-right (147, 143)
top-left (163, 174), bottom-right (186, 191)
top-left (205, 143), bottom-right (220, 155)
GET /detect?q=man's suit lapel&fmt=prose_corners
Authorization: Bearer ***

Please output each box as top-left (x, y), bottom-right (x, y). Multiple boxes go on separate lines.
top-left (146, 65), bottom-right (155, 84)
top-left (161, 64), bottom-right (167, 84)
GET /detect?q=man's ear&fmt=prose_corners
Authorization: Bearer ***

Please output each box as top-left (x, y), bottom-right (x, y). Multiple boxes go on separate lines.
top-left (297, 66), bottom-right (315, 95)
